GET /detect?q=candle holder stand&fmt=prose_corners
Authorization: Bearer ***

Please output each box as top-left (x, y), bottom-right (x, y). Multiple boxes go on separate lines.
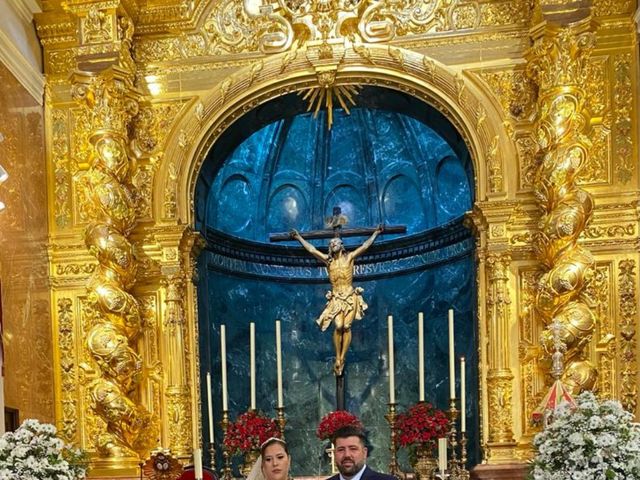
top-left (384, 402), bottom-right (401, 478)
top-left (457, 431), bottom-right (470, 480)
top-left (208, 441), bottom-right (216, 472)
top-left (447, 398), bottom-right (460, 477)
top-left (276, 406), bottom-right (287, 439)
top-left (445, 398), bottom-right (470, 480)
top-left (221, 410), bottom-right (232, 480)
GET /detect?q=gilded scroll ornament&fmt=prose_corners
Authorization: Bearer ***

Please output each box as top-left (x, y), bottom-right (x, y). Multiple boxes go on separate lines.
top-left (199, 0), bottom-right (463, 56)
top-left (56, 263), bottom-right (97, 276)
top-left (584, 224), bottom-right (636, 239)
top-left (81, 6), bottom-right (114, 44)
top-left (164, 162), bottom-right (179, 219)
top-left (618, 260), bottom-right (637, 413)
top-left (593, 0), bottom-right (633, 16)
top-left (51, 109), bottom-right (71, 228)
top-left (72, 68), bottom-right (157, 457)
top-left (486, 135), bottom-right (502, 193)
top-left (527, 19), bottom-right (598, 394)
top-left (133, 0), bottom-right (534, 63)
top-left (486, 373), bottom-right (515, 444)
top-left (582, 265), bottom-right (614, 399)
top-left (58, 298), bottom-right (79, 443)
top-left (478, 69), bottom-right (536, 122)
top-left (480, 0), bottom-right (531, 27)
top-left (515, 134), bottom-right (537, 189)
top-left (613, 54), bottom-right (633, 184)
top-left (518, 269), bottom-right (544, 434)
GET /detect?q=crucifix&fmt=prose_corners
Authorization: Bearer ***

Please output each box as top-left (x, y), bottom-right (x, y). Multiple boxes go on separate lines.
top-left (270, 207), bottom-right (405, 409)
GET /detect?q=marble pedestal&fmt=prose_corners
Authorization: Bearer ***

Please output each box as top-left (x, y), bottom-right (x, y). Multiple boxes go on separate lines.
top-left (471, 463), bottom-right (529, 480)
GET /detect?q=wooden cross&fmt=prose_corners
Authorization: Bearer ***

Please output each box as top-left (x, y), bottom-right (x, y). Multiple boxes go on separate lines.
top-left (270, 207), bottom-right (406, 409)
top-left (269, 207), bottom-right (406, 242)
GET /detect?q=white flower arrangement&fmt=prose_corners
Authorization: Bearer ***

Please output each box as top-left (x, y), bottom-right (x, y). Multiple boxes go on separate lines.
top-left (0, 419), bottom-right (88, 480)
top-left (529, 391), bottom-right (640, 480)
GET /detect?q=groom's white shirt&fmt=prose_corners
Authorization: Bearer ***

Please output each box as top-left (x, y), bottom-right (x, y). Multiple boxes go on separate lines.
top-left (340, 464), bottom-right (367, 480)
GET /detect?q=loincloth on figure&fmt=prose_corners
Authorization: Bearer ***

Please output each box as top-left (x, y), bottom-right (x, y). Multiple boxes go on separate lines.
top-left (316, 287), bottom-right (368, 332)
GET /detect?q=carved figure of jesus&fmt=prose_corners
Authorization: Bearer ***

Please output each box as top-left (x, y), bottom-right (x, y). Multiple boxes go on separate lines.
top-left (289, 225), bottom-right (383, 376)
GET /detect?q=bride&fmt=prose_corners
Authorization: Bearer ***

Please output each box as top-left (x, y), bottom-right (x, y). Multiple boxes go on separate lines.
top-left (248, 438), bottom-right (291, 480)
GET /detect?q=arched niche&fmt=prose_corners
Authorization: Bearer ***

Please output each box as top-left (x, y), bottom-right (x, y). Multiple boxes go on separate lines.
top-left (150, 44), bottom-right (517, 472)
top-left (192, 86), bottom-right (478, 472)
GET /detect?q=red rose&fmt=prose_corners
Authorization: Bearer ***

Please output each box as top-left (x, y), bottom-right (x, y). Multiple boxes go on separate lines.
top-left (395, 403), bottom-right (448, 449)
top-left (316, 411), bottom-right (363, 441)
top-left (224, 411), bottom-right (280, 455)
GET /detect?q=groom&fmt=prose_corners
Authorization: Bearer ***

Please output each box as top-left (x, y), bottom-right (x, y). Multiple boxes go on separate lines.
top-left (328, 426), bottom-right (396, 480)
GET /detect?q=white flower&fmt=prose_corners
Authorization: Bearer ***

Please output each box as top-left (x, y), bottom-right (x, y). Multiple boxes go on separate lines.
top-left (0, 419), bottom-right (86, 480)
top-left (530, 392), bottom-right (640, 479)
top-left (568, 432), bottom-right (584, 445)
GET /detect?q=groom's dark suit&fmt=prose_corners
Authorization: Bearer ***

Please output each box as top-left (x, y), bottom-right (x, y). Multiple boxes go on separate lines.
top-left (326, 465), bottom-right (396, 480)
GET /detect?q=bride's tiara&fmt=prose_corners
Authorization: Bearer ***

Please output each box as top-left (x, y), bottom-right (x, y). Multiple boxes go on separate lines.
top-left (260, 437), bottom-right (287, 449)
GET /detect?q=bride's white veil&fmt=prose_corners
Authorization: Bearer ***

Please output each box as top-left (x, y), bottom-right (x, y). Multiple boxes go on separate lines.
top-left (247, 454), bottom-right (265, 480)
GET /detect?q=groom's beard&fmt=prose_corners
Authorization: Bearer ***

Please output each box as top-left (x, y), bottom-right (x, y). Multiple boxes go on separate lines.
top-left (337, 457), bottom-right (365, 477)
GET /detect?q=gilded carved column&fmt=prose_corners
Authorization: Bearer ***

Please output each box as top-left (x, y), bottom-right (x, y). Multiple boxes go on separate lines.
top-left (163, 273), bottom-right (193, 458)
top-left (527, 8), bottom-right (598, 393)
top-left (466, 205), bottom-right (518, 463)
top-left (485, 253), bottom-right (515, 446)
top-left (72, 67), bottom-right (157, 462)
top-left (157, 227), bottom-right (204, 458)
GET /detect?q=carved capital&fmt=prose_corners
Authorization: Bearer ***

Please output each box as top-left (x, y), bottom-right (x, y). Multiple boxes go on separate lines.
top-left (527, 17), bottom-right (595, 94)
top-left (162, 274), bottom-right (186, 327)
top-left (486, 253), bottom-right (512, 338)
top-left (72, 68), bottom-right (140, 143)
top-left (487, 253), bottom-right (512, 286)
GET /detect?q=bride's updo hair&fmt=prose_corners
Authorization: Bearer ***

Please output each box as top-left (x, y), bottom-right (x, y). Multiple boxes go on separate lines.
top-left (260, 437), bottom-right (289, 457)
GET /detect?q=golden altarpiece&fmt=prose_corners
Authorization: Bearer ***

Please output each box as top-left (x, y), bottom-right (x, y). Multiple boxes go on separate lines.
top-left (20, 0), bottom-right (639, 478)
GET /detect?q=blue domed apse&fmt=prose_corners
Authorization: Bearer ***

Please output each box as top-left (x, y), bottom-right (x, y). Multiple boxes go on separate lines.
top-left (195, 87), bottom-right (478, 473)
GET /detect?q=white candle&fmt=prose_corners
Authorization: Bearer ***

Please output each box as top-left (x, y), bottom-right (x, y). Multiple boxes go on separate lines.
top-left (461, 356), bottom-right (466, 433)
top-left (250, 322), bottom-right (256, 410)
top-left (206, 372), bottom-right (214, 443)
top-left (438, 437), bottom-right (447, 474)
top-left (448, 309), bottom-right (456, 399)
top-left (418, 312), bottom-right (425, 402)
top-left (276, 320), bottom-right (283, 408)
top-left (388, 315), bottom-right (395, 404)
top-left (194, 448), bottom-right (203, 480)
top-left (221, 325), bottom-right (228, 411)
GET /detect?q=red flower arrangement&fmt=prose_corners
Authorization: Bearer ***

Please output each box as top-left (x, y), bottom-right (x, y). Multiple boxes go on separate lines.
top-left (395, 402), bottom-right (448, 449)
top-left (223, 411), bottom-right (280, 455)
top-left (316, 410), bottom-right (364, 441)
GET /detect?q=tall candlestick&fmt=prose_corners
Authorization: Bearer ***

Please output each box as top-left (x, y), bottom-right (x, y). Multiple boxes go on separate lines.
top-left (194, 448), bottom-right (203, 480)
top-left (206, 372), bottom-right (214, 442)
top-left (438, 437), bottom-right (447, 474)
top-left (388, 315), bottom-right (395, 404)
top-left (221, 325), bottom-right (228, 411)
top-left (448, 309), bottom-right (456, 399)
top-left (460, 356), bottom-right (466, 433)
top-left (276, 320), bottom-right (283, 408)
top-left (250, 322), bottom-right (256, 410)
top-left (418, 312), bottom-right (425, 402)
